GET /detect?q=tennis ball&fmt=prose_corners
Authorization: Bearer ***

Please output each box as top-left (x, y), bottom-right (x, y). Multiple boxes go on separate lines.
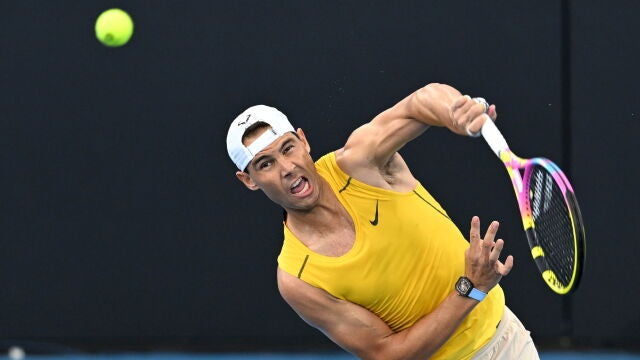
top-left (95, 8), bottom-right (134, 47)
top-left (8, 347), bottom-right (25, 360)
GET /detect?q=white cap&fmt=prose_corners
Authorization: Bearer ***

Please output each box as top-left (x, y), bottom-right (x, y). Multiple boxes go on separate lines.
top-left (226, 105), bottom-right (295, 171)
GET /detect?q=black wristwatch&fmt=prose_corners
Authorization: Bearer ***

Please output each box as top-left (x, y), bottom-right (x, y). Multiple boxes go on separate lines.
top-left (455, 276), bottom-right (487, 301)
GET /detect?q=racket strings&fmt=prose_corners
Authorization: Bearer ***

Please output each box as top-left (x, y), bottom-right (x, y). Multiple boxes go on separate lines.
top-left (529, 166), bottom-right (575, 286)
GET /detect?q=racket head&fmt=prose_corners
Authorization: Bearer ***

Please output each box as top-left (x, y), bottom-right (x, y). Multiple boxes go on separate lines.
top-left (518, 157), bottom-right (586, 294)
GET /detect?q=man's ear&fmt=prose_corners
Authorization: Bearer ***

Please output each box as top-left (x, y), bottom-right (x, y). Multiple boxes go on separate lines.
top-left (235, 171), bottom-right (260, 191)
top-left (297, 128), bottom-right (311, 153)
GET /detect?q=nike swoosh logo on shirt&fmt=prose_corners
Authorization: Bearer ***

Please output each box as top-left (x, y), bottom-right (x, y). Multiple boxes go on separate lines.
top-left (369, 200), bottom-right (379, 226)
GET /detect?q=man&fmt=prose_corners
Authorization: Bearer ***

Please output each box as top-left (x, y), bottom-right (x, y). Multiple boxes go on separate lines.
top-left (226, 83), bottom-right (539, 359)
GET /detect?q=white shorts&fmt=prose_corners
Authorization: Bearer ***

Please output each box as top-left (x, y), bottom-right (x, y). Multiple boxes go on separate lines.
top-left (471, 307), bottom-right (540, 360)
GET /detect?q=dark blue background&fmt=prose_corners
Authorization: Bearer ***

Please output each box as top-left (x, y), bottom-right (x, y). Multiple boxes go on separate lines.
top-left (0, 0), bottom-right (638, 354)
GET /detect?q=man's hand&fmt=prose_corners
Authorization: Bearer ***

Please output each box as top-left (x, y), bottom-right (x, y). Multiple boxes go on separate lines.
top-left (464, 216), bottom-right (514, 293)
top-left (449, 95), bottom-right (498, 136)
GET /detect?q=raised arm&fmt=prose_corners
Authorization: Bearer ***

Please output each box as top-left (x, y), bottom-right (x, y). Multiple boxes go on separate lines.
top-left (277, 217), bottom-right (513, 360)
top-left (337, 83), bottom-right (497, 178)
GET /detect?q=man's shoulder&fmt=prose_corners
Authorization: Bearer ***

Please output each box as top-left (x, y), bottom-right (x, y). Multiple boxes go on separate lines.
top-left (277, 267), bottom-right (341, 308)
top-left (277, 267), bottom-right (328, 304)
top-left (332, 146), bottom-right (371, 178)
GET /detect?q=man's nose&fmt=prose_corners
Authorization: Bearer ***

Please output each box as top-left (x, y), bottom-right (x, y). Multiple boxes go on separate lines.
top-left (280, 157), bottom-right (296, 176)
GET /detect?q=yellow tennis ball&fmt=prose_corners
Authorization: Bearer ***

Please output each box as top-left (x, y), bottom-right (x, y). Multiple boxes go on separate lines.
top-left (95, 8), bottom-right (134, 47)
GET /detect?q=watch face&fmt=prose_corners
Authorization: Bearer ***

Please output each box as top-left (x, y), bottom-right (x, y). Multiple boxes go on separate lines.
top-left (456, 277), bottom-right (473, 295)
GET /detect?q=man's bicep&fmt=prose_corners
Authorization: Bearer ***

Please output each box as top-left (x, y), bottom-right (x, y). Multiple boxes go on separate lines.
top-left (336, 119), bottom-right (427, 181)
top-left (365, 83), bottom-right (463, 152)
top-left (277, 269), bottom-right (395, 360)
top-left (342, 82), bottom-right (462, 163)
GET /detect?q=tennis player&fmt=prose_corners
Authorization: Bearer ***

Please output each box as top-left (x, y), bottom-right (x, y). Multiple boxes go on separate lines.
top-left (226, 83), bottom-right (539, 359)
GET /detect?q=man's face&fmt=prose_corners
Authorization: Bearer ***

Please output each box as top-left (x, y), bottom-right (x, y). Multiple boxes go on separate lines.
top-left (236, 128), bottom-right (321, 212)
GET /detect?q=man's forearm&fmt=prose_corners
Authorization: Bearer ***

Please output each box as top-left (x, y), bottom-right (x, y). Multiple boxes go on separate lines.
top-left (404, 83), bottom-right (463, 128)
top-left (380, 291), bottom-right (479, 360)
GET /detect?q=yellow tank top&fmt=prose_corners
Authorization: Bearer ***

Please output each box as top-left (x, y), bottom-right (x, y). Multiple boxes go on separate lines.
top-left (278, 152), bottom-right (505, 359)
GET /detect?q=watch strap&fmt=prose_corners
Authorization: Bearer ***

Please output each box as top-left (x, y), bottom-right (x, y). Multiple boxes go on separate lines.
top-left (468, 287), bottom-right (487, 301)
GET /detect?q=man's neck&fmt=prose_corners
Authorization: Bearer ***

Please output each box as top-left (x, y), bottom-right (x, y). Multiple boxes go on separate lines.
top-left (284, 179), bottom-right (355, 257)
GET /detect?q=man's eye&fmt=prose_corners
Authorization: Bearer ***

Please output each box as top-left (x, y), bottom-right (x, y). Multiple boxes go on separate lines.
top-left (284, 145), bottom-right (294, 153)
top-left (259, 161), bottom-right (271, 169)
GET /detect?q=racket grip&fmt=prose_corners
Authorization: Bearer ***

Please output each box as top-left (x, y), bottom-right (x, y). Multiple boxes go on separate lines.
top-left (480, 116), bottom-right (510, 157)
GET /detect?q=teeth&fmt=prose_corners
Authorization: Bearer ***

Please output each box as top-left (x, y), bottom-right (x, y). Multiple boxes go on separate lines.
top-left (291, 178), bottom-right (302, 189)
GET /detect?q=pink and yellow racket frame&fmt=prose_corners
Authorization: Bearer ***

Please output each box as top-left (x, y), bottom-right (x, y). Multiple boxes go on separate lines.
top-left (481, 119), bottom-right (585, 294)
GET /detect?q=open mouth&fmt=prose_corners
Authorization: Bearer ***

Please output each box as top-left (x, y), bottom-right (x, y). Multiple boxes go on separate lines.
top-left (290, 176), bottom-right (310, 195)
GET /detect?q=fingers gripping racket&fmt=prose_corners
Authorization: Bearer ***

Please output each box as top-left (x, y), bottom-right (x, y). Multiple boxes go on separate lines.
top-left (480, 119), bottom-right (586, 294)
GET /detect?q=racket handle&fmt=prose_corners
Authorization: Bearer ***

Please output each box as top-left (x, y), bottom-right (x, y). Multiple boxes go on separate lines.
top-left (480, 116), bottom-right (510, 157)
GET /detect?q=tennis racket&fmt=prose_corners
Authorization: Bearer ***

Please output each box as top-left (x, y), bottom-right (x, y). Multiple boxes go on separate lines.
top-left (480, 118), bottom-right (586, 295)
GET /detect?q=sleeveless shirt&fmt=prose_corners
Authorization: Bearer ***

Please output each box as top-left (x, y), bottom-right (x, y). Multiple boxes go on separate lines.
top-left (278, 152), bottom-right (505, 359)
